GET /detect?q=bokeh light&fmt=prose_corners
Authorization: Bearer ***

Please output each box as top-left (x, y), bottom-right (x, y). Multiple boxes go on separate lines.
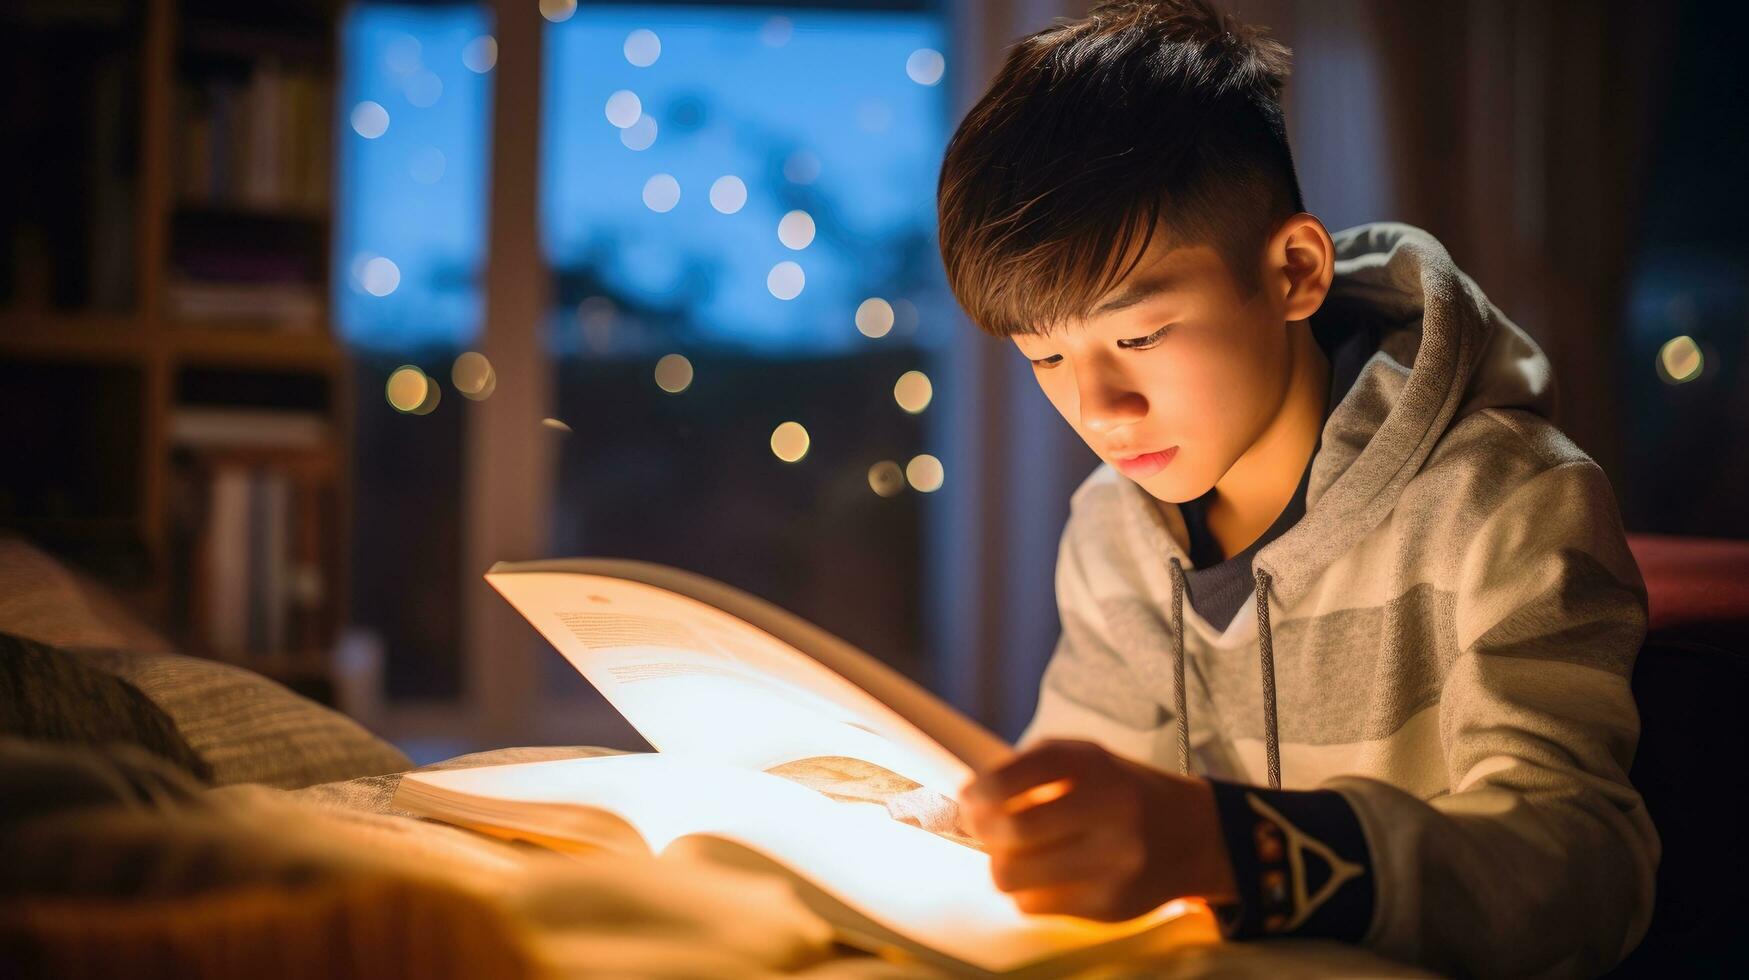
top-left (605, 90), bottom-right (642, 128)
top-left (404, 69), bottom-right (442, 107)
top-left (350, 101), bottom-right (390, 139)
top-left (867, 461), bottom-right (904, 498)
top-left (409, 146), bottom-right (445, 184)
top-left (620, 114), bottom-right (657, 150)
top-left (654, 353), bottom-right (694, 393)
top-left (759, 16), bottom-right (793, 47)
top-left (893, 370), bottom-right (933, 413)
top-left (361, 256), bottom-right (401, 296)
top-left (906, 454), bottom-right (944, 492)
top-left (625, 28), bottom-right (661, 67)
top-left (770, 421), bottom-right (810, 463)
top-left (777, 210), bottom-right (816, 250)
top-left (906, 48), bottom-right (945, 85)
top-left (767, 261), bottom-right (805, 300)
top-left (855, 297), bottom-right (894, 338)
top-left (540, 0), bottom-right (577, 24)
top-left (709, 175), bottom-right (747, 214)
top-left (541, 417), bottom-right (573, 432)
top-left (384, 34), bottom-right (421, 75)
top-left (782, 149), bottom-right (820, 184)
top-left (1657, 335), bottom-right (1704, 384)
top-left (642, 173), bottom-right (681, 212)
top-left (385, 366), bottom-right (428, 413)
top-left (451, 351), bottom-right (495, 400)
top-left (462, 35), bottom-right (497, 73)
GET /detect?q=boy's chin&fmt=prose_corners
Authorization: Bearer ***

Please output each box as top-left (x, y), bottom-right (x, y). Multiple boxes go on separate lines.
top-left (1124, 469), bottom-right (1212, 505)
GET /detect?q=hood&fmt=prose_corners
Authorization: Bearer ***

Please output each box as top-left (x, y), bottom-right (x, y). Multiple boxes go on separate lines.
top-left (1248, 221), bottom-right (1556, 609)
top-left (1124, 221), bottom-right (1558, 791)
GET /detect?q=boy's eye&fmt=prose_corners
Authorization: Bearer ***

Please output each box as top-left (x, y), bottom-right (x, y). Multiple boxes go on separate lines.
top-left (1116, 325), bottom-right (1172, 350)
top-left (1025, 325), bottom-right (1169, 368)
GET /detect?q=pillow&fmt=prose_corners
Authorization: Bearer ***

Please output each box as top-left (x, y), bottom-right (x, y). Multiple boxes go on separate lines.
top-left (0, 635), bottom-right (211, 782)
top-left (68, 646), bottom-right (411, 789)
top-left (0, 536), bottom-right (411, 789)
top-left (0, 535), bottom-right (176, 656)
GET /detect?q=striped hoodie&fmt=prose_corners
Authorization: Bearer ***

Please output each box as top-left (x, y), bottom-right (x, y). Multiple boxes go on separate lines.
top-left (1019, 222), bottom-right (1658, 977)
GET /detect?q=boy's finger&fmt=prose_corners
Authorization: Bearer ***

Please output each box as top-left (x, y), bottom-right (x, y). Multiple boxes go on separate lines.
top-left (969, 739), bottom-right (1103, 805)
top-left (990, 833), bottom-right (1109, 893)
top-left (984, 789), bottom-right (1091, 850)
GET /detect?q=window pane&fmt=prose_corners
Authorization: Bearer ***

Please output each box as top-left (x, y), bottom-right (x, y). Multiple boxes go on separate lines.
top-left (540, 6), bottom-right (953, 702)
top-left (338, 2), bottom-right (494, 699)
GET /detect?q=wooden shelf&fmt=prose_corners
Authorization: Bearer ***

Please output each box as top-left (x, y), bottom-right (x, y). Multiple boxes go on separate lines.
top-left (169, 325), bottom-right (342, 368)
top-left (0, 311), bottom-right (147, 362)
top-left (2, 1), bottom-right (351, 703)
top-left (173, 201), bottom-right (329, 224)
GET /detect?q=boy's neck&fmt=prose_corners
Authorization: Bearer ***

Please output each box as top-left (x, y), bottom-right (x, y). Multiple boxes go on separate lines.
top-left (1185, 320), bottom-right (1331, 560)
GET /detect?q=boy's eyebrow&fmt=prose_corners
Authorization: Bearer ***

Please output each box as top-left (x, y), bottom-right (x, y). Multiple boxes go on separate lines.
top-left (1090, 270), bottom-right (1186, 316)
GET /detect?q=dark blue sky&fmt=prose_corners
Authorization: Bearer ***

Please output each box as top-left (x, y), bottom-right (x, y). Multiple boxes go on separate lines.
top-left (337, 3), bottom-right (949, 355)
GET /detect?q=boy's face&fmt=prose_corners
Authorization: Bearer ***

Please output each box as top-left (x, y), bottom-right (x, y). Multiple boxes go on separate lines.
top-left (1010, 234), bottom-right (1298, 504)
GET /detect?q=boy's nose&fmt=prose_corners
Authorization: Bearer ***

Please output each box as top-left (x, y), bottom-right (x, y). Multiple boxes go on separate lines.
top-left (1077, 373), bottom-right (1147, 435)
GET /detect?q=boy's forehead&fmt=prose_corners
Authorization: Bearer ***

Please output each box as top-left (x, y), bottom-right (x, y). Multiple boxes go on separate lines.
top-left (1040, 240), bottom-right (1222, 334)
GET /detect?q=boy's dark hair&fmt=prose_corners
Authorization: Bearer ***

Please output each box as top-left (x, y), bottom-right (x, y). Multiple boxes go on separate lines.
top-left (937, 0), bottom-right (1302, 337)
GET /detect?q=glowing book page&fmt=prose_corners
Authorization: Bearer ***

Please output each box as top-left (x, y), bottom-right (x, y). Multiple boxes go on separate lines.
top-left (486, 561), bottom-right (1010, 797)
top-left (399, 754), bottom-right (1207, 975)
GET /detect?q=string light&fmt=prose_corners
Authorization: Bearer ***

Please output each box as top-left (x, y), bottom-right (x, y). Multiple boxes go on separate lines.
top-left (625, 29), bottom-right (661, 67)
top-left (350, 101), bottom-right (389, 139)
top-left (906, 454), bottom-right (944, 492)
top-left (643, 173), bottom-right (681, 212)
top-left (906, 48), bottom-right (946, 86)
top-left (1657, 335), bottom-right (1704, 384)
top-left (767, 261), bottom-right (805, 300)
top-left (709, 175), bottom-right (747, 214)
top-left (777, 210), bottom-right (815, 250)
top-left (654, 353), bottom-right (694, 393)
top-left (462, 35), bottom-right (497, 73)
top-left (868, 461), bottom-right (904, 497)
top-left (620, 115), bottom-right (657, 150)
top-left (452, 352), bottom-right (495, 400)
top-left (606, 90), bottom-right (642, 128)
top-left (893, 370), bottom-right (933, 413)
top-left (361, 256), bottom-right (401, 297)
top-left (385, 366), bottom-right (428, 413)
top-left (540, 0), bottom-right (577, 24)
top-left (771, 422), bottom-right (810, 463)
top-left (856, 297), bottom-right (894, 338)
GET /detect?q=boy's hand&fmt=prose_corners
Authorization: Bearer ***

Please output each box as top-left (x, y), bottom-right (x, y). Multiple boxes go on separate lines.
top-left (957, 739), bottom-right (1237, 921)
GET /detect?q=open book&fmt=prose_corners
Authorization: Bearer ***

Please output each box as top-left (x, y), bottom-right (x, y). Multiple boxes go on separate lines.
top-left (393, 559), bottom-right (1217, 976)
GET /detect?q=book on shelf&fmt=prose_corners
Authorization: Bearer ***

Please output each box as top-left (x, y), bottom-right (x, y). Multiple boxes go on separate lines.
top-left (166, 278), bottom-right (324, 331)
top-left (176, 58), bottom-right (333, 214)
top-left (393, 560), bottom-right (1218, 977)
top-left (194, 460), bottom-right (330, 662)
top-left (172, 408), bottom-right (329, 450)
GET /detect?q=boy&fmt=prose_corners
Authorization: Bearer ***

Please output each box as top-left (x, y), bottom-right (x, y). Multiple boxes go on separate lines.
top-left (936, 1), bottom-right (1658, 976)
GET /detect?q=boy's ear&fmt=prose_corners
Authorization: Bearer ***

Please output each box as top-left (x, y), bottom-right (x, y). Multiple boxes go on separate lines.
top-left (1268, 213), bottom-right (1335, 323)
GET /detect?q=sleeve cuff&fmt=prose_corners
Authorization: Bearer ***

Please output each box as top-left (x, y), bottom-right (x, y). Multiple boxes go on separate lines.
top-left (1206, 779), bottom-right (1376, 942)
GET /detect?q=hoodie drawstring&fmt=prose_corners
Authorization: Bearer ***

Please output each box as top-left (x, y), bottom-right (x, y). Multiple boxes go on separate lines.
top-left (1168, 557), bottom-right (1191, 779)
top-left (1254, 568), bottom-right (1282, 790)
top-left (1167, 558), bottom-right (1284, 791)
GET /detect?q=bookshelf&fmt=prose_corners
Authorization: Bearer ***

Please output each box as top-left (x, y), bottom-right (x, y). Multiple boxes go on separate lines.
top-left (0, 0), bottom-right (348, 697)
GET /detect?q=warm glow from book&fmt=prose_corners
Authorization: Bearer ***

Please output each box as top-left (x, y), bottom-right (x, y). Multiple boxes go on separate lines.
top-left (403, 755), bottom-right (1209, 974)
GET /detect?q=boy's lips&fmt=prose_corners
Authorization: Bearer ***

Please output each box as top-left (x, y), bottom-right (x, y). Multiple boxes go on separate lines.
top-left (1113, 446), bottom-right (1178, 478)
